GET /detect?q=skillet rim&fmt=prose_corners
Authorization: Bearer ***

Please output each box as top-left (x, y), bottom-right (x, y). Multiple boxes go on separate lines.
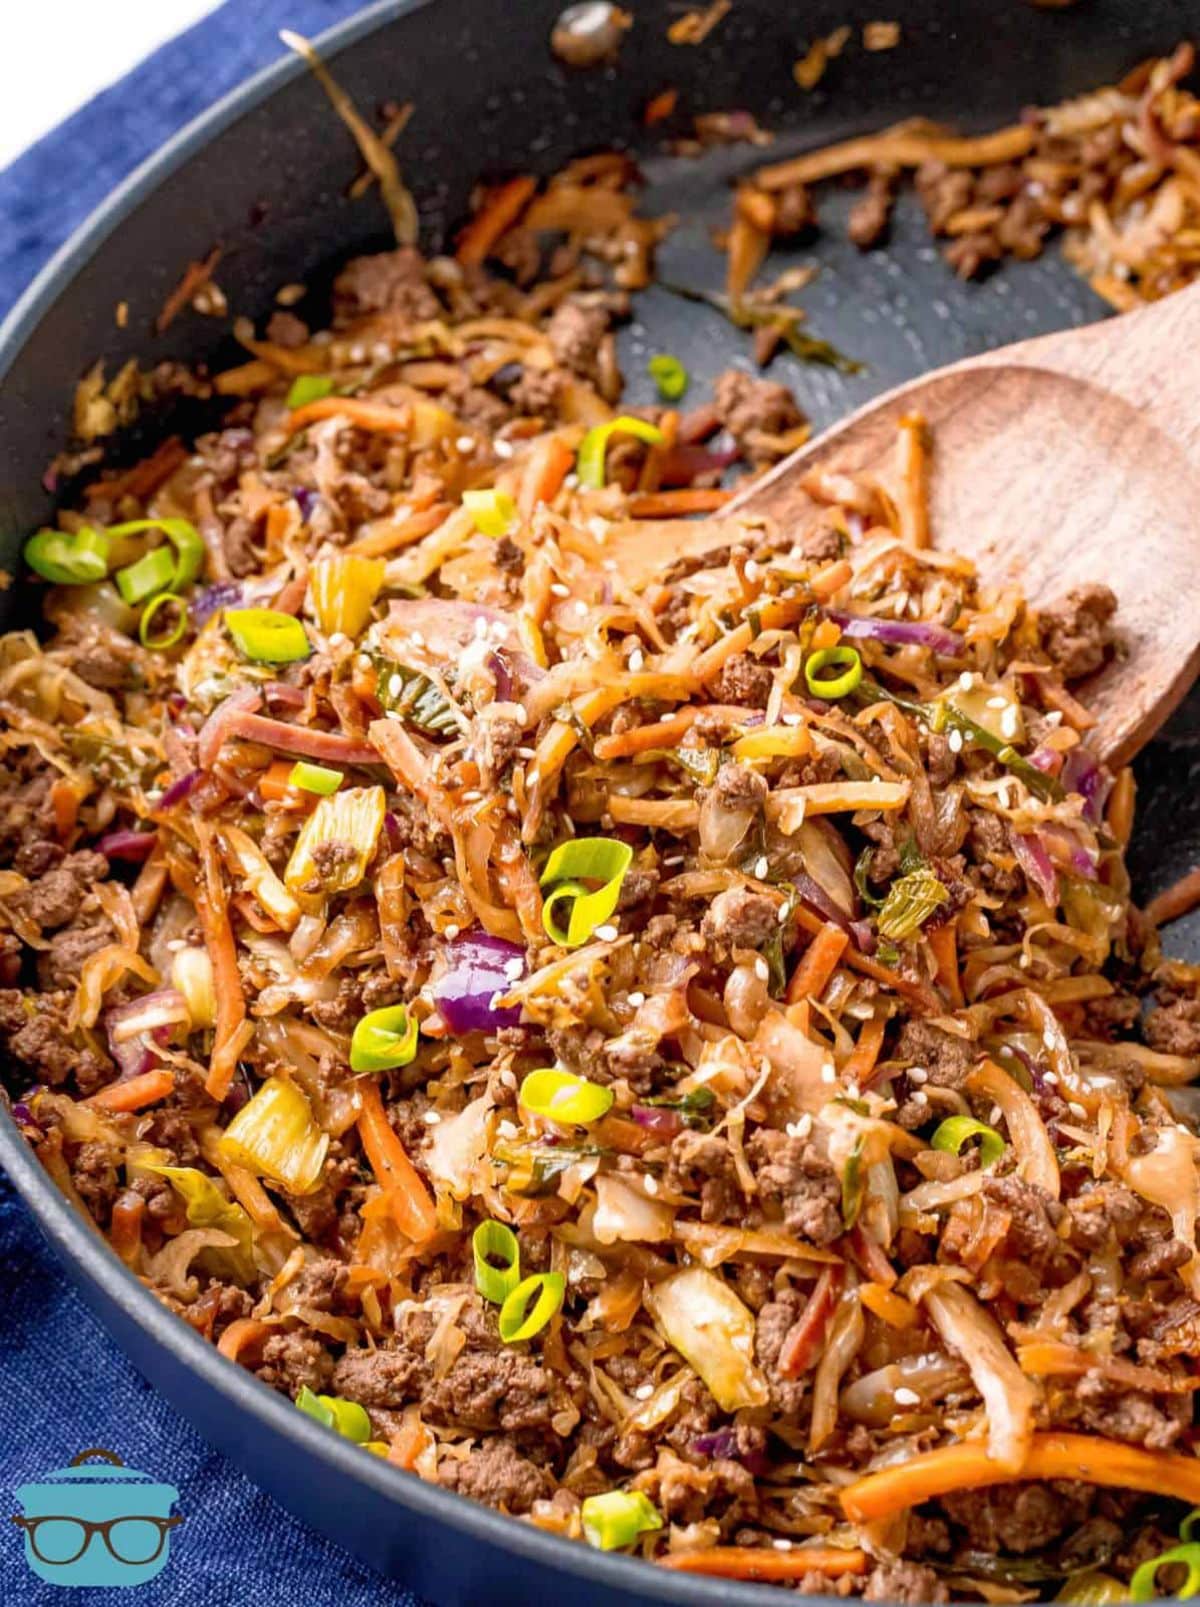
top-left (0, 4), bottom-right (826, 1601)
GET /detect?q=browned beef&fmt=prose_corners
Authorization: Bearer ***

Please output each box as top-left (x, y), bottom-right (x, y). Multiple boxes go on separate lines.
top-left (508, 367), bottom-right (565, 419)
top-left (437, 1438), bottom-right (554, 1514)
top-left (865, 1562), bottom-right (948, 1604)
top-left (713, 652), bottom-right (774, 708)
top-left (712, 369), bottom-right (804, 460)
top-left (1054, 1378), bottom-right (1190, 1450)
top-left (713, 762), bottom-right (768, 813)
top-left (71, 1141), bottom-right (121, 1223)
top-left (701, 888), bottom-right (778, 950)
top-left (332, 248), bottom-right (441, 327)
top-left (545, 299), bottom-right (609, 380)
top-left (264, 310), bottom-right (309, 348)
top-left (665, 1129), bottom-right (741, 1223)
top-left (747, 1129), bottom-right (841, 1244)
top-left (1038, 584), bottom-right (1118, 682)
top-left (16, 850), bottom-right (107, 930)
top-left (1145, 971), bottom-right (1200, 1056)
top-left (982, 1175), bottom-right (1070, 1279)
top-left (941, 1482), bottom-right (1078, 1553)
top-left (38, 921), bottom-right (114, 991)
top-left (221, 515), bottom-right (261, 578)
top-left (915, 162), bottom-right (974, 233)
top-left (0, 988), bottom-right (113, 1091)
top-left (848, 170), bottom-right (897, 249)
top-left (892, 1019), bottom-right (976, 1090)
top-left (255, 1328), bottom-right (335, 1395)
top-left (1066, 1181), bottom-right (1142, 1251)
top-left (331, 1345), bottom-right (425, 1406)
top-left (860, 815), bottom-right (905, 883)
top-left (1128, 1237), bottom-right (1190, 1281)
top-left (753, 1289), bottom-right (807, 1415)
top-left (965, 808), bottom-right (1021, 895)
top-left (287, 1256), bottom-right (349, 1312)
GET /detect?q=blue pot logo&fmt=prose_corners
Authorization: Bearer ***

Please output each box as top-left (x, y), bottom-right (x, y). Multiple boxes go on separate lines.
top-left (13, 1448), bottom-right (182, 1588)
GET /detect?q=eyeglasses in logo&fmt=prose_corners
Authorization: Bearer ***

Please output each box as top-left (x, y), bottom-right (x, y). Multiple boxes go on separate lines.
top-left (12, 1448), bottom-right (183, 1588)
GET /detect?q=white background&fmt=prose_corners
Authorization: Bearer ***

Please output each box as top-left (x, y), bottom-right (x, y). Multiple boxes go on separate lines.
top-left (0, 1), bottom-right (220, 171)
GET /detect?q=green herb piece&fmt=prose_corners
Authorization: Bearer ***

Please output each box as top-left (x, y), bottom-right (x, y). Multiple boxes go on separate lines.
top-left (371, 652), bottom-right (459, 736)
top-left (139, 592), bottom-right (188, 651)
top-left (287, 374), bottom-right (335, 409)
top-left (493, 1139), bottom-right (603, 1195)
top-left (642, 1085), bottom-right (716, 1129)
top-left (462, 488), bottom-right (517, 537)
top-left (472, 1219), bottom-right (521, 1304)
top-left (929, 697), bottom-right (1063, 804)
top-left (1129, 1544), bottom-right (1200, 1602)
top-left (659, 281), bottom-right (862, 373)
top-left (295, 1385), bottom-right (336, 1429)
top-left (225, 607), bottom-right (311, 664)
top-left (349, 1005), bottom-right (418, 1073)
top-left (576, 417), bottom-right (665, 489)
top-left (647, 354), bottom-right (689, 401)
top-left (539, 837), bottom-right (633, 948)
top-left (289, 761), bottom-right (343, 796)
top-left (115, 544), bottom-right (176, 605)
top-left (805, 645), bottom-right (863, 700)
top-left (841, 1134), bottom-right (866, 1229)
top-left (853, 847), bottom-right (886, 910)
top-left (931, 1115), bottom-right (1004, 1168)
top-left (519, 1068), bottom-right (614, 1125)
top-left (24, 526), bottom-right (110, 584)
top-left (581, 1490), bottom-right (664, 1551)
top-left (107, 518), bottom-right (205, 591)
top-left (875, 866), bottom-right (949, 941)
top-left (498, 1271), bottom-right (565, 1343)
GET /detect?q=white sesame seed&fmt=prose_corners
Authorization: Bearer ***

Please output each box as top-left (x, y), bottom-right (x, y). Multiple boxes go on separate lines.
top-left (634, 1383), bottom-right (655, 1400)
top-left (513, 705), bottom-right (528, 724)
top-left (986, 696), bottom-right (1007, 710)
top-left (754, 855), bottom-right (769, 880)
top-left (772, 1539), bottom-right (793, 1552)
top-left (782, 712), bottom-right (802, 727)
top-left (777, 902), bottom-right (790, 924)
top-left (497, 1118), bottom-right (519, 1138)
top-left (908, 1066), bottom-right (928, 1085)
top-left (947, 728), bottom-right (964, 753)
top-left (893, 1387), bottom-right (920, 1406)
top-left (911, 1089), bottom-right (929, 1106)
top-left (499, 1069), bottom-right (518, 1091)
top-left (455, 436), bottom-right (475, 453)
top-left (628, 991), bottom-right (646, 1007)
top-left (474, 618), bottom-right (488, 639)
top-left (516, 746), bottom-right (537, 759)
top-left (493, 438), bottom-right (514, 459)
top-left (794, 1114), bottom-right (814, 1141)
top-left (444, 924), bottom-right (460, 940)
top-left (753, 956), bottom-right (770, 983)
top-left (628, 649), bottom-right (645, 672)
top-left (958, 671), bottom-right (976, 691)
top-left (503, 957), bottom-right (525, 980)
top-left (744, 560), bottom-right (760, 582)
top-left (643, 1175), bottom-right (659, 1196)
top-left (550, 582), bottom-right (570, 598)
top-left (663, 853), bottom-right (685, 866)
top-left (820, 1061), bottom-right (837, 1084)
top-left (410, 630), bottom-right (426, 648)
top-left (422, 1110), bottom-right (442, 1125)
top-left (587, 517), bottom-right (609, 540)
top-left (574, 600), bottom-right (589, 618)
top-left (594, 923), bottom-right (618, 942)
top-left (388, 673), bottom-right (403, 698)
top-left (563, 473), bottom-right (579, 490)
top-left (1043, 1070), bottom-right (1058, 1087)
top-left (1068, 1101), bottom-right (1087, 1119)
top-left (1044, 711), bottom-right (1063, 727)
top-left (165, 938), bottom-right (186, 953)
top-left (845, 1081), bottom-right (861, 1100)
top-left (989, 1105), bottom-right (1003, 1126)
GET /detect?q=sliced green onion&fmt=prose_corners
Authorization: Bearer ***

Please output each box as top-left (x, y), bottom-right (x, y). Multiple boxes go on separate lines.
top-left (350, 1004), bottom-right (418, 1073)
top-left (576, 416), bottom-right (665, 490)
top-left (1056, 1573), bottom-right (1130, 1605)
top-left (805, 645), bottom-right (863, 700)
top-left (539, 836), bottom-right (633, 947)
top-left (24, 526), bottom-right (110, 584)
top-left (462, 488), bottom-right (517, 538)
top-left (581, 1489), bottom-right (664, 1551)
top-left (295, 1385), bottom-right (336, 1429)
top-left (647, 354), bottom-right (689, 401)
top-left (287, 374), bottom-right (335, 409)
top-left (226, 607), bottom-right (311, 663)
top-left (107, 518), bottom-right (205, 591)
top-left (473, 1219), bottom-right (521, 1304)
top-left (363, 1441), bottom-right (391, 1457)
top-left (295, 1387), bottom-right (371, 1443)
top-left (1183, 1512), bottom-right (1200, 1544)
top-left (498, 1271), bottom-right (565, 1344)
top-left (519, 1068), bottom-right (614, 1126)
top-left (116, 544), bottom-right (176, 605)
top-left (1130, 1545), bottom-right (1200, 1602)
top-left (931, 1115), bottom-right (1004, 1169)
top-left (289, 761), bottom-right (343, 796)
top-left (875, 866), bottom-right (949, 941)
top-left (139, 591), bottom-right (188, 651)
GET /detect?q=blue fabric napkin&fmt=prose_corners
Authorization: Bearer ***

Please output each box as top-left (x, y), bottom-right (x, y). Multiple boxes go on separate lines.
top-left (0, 4), bottom-right (423, 1602)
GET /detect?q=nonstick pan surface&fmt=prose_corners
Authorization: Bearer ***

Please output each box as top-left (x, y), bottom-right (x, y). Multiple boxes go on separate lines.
top-left (0, 2), bottom-right (1198, 1601)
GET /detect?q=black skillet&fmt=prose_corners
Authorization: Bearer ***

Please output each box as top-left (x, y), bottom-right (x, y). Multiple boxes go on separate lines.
top-left (1, 2), bottom-right (1198, 1601)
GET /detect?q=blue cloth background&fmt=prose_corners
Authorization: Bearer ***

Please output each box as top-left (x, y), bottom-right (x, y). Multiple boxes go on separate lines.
top-left (0, 4), bottom-right (424, 1602)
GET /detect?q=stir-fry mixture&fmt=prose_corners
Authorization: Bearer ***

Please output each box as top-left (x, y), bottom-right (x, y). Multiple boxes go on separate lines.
top-left (7, 39), bottom-right (1200, 1606)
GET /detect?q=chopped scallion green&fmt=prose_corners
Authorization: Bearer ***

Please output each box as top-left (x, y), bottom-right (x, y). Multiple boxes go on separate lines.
top-left (138, 591), bottom-right (188, 651)
top-left (287, 374), bottom-right (335, 409)
top-left (576, 417), bottom-right (665, 490)
top-left (289, 761), bottom-right (343, 796)
top-left (24, 526), bottom-right (110, 585)
top-left (805, 645), bottom-right (863, 700)
top-left (580, 1489), bottom-right (664, 1551)
top-left (107, 517), bottom-right (205, 591)
top-left (226, 607), bottom-right (311, 664)
top-left (647, 354), bottom-right (688, 401)
top-left (462, 488), bottom-right (517, 537)
top-left (115, 544), bottom-right (176, 605)
top-left (1129, 1544), bottom-right (1200, 1602)
top-left (349, 1004), bottom-right (418, 1073)
top-left (930, 1115), bottom-right (1004, 1168)
top-left (519, 1068), bottom-right (614, 1126)
top-left (539, 836), bottom-right (632, 947)
top-left (472, 1219), bottom-right (521, 1304)
top-left (498, 1271), bottom-right (565, 1343)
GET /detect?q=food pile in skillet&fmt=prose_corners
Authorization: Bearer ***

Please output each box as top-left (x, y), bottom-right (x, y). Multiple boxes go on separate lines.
top-left (7, 34), bottom-right (1200, 1599)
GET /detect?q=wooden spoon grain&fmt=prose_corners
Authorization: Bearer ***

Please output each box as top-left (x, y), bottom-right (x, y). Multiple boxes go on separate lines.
top-left (615, 283), bottom-right (1200, 766)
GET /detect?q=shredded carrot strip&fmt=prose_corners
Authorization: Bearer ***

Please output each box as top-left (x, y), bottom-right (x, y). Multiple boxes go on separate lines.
top-left (859, 1284), bottom-right (919, 1328)
top-left (258, 759), bottom-right (300, 804)
top-left (659, 1546), bottom-right (868, 1581)
top-left (287, 397), bottom-right (411, 435)
top-left (156, 246), bottom-right (222, 335)
top-left (357, 1081), bottom-right (439, 1244)
top-left (519, 434), bottom-right (576, 518)
top-left (1107, 765), bottom-right (1136, 847)
top-left (627, 488), bottom-right (734, 517)
top-left (594, 708), bottom-right (699, 760)
top-left (785, 922), bottom-right (847, 1005)
top-left (755, 124), bottom-right (1035, 190)
top-left (388, 1412), bottom-right (433, 1471)
top-left (840, 1432), bottom-right (1200, 1523)
top-left (456, 174), bottom-right (538, 266)
top-left (213, 359), bottom-right (278, 397)
top-left (83, 437), bottom-right (187, 504)
top-left (1147, 867), bottom-right (1200, 928)
top-left (895, 413), bottom-right (929, 549)
top-left (791, 902), bottom-right (940, 1011)
top-left (928, 919), bottom-right (964, 1008)
top-left (217, 1317), bottom-right (274, 1364)
top-left (1016, 1342), bottom-right (1200, 1393)
top-left (197, 828), bottom-right (249, 1103)
top-left (840, 1015), bottom-right (887, 1083)
top-left (109, 1192), bottom-right (145, 1266)
top-left (347, 502), bottom-right (449, 557)
top-left (49, 777), bottom-right (82, 841)
top-left (85, 1067), bottom-right (176, 1113)
top-left (691, 563), bottom-right (852, 685)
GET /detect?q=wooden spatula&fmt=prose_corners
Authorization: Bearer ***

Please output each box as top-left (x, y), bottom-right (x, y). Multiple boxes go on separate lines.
top-left (613, 281), bottom-right (1200, 767)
